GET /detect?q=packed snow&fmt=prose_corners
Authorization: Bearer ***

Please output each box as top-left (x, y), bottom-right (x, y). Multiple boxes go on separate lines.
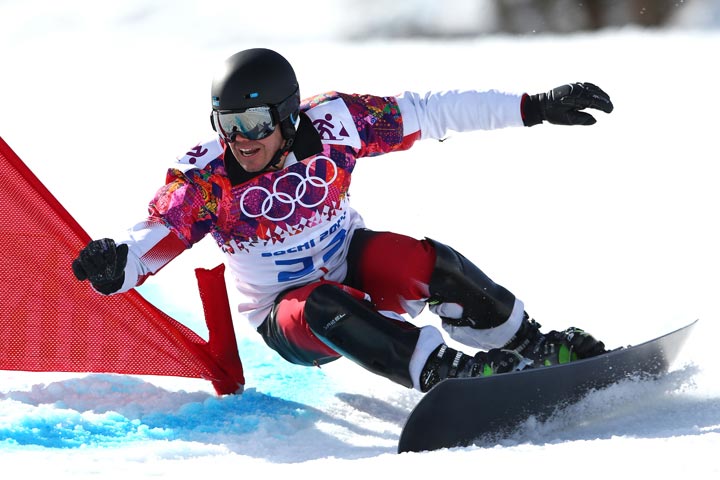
top-left (0, 1), bottom-right (718, 478)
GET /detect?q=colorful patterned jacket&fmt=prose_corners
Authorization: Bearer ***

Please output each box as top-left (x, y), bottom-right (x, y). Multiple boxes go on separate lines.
top-left (115, 90), bottom-right (524, 326)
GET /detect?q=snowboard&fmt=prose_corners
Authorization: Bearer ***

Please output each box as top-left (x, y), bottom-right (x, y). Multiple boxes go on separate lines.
top-left (398, 320), bottom-right (697, 453)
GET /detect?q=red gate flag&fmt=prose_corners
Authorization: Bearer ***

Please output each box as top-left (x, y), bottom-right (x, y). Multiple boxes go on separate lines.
top-left (0, 136), bottom-right (244, 395)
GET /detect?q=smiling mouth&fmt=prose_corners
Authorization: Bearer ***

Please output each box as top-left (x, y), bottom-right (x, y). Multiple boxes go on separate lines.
top-left (238, 147), bottom-right (260, 157)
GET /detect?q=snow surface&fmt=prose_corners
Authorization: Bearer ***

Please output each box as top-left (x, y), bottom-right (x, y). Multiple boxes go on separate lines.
top-left (1, 1), bottom-right (719, 478)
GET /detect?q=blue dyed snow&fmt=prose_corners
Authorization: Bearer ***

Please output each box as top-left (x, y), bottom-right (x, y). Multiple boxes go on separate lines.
top-left (0, 407), bottom-right (172, 448)
top-left (1, 383), bottom-right (319, 449)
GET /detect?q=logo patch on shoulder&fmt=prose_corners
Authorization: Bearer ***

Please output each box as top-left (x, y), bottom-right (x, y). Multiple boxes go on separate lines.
top-left (305, 98), bottom-right (361, 149)
top-left (175, 138), bottom-right (224, 170)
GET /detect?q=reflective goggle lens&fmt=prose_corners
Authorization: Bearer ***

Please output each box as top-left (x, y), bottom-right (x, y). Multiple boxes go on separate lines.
top-left (214, 107), bottom-right (276, 141)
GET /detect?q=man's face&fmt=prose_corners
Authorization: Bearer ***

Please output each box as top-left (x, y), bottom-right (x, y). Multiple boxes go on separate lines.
top-left (227, 127), bottom-right (284, 172)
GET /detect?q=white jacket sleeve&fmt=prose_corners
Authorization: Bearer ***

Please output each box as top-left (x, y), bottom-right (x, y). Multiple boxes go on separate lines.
top-left (396, 90), bottom-right (524, 140)
top-left (113, 220), bottom-right (188, 292)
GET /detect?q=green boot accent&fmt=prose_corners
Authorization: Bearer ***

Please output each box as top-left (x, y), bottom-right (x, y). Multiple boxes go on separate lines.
top-left (506, 315), bottom-right (604, 368)
top-left (419, 344), bottom-right (527, 392)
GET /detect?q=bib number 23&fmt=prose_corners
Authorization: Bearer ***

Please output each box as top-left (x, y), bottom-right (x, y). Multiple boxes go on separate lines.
top-left (275, 229), bottom-right (347, 282)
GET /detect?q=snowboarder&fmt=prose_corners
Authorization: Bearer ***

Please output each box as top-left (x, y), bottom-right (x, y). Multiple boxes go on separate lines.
top-left (72, 48), bottom-right (613, 393)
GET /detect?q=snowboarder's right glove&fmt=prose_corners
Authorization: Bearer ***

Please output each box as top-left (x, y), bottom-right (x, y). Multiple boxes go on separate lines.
top-left (521, 82), bottom-right (614, 127)
top-left (72, 238), bottom-right (128, 295)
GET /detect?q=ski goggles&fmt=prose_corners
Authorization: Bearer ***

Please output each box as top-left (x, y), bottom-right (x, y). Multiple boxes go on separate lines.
top-left (212, 106), bottom-right (277, 142)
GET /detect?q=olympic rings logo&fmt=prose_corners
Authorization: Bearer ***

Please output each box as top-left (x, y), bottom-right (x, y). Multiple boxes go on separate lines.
top-left (240, 156), bottom-right (339, 221)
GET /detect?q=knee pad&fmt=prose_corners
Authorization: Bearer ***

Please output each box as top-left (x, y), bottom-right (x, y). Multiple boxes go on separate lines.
top-left (304, 284), bottom-right (421, 388)
top-left (427, 238), bottom-right (516, 328)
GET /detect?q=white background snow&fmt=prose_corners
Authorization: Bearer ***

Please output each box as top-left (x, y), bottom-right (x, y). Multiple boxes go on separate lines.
top-left (0, 0), bottom-right (718, 478)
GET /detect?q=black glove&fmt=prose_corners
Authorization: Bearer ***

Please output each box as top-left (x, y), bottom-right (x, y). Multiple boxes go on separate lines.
top-left (72, 238), bottom-right (128, 295)
top-left (522, 82), bottom-right (614, 127)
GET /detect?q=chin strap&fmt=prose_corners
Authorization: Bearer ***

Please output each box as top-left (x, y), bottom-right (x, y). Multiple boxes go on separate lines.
top-left (262, 115), bottom-right (298, 172)
top-left (263, 137), bottom-right (294, 171)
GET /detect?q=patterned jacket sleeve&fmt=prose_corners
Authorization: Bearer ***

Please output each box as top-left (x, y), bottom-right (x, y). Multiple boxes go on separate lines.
top-left (113, 166), bottom-right (224, 292)
top-left (303, 90), bottom-right (524, 158)
top-left (302, 92), bottom-right (422, 159)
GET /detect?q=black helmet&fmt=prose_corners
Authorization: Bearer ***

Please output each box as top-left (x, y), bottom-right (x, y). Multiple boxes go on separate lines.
top-left (211, 48), bottom-right (300, 125)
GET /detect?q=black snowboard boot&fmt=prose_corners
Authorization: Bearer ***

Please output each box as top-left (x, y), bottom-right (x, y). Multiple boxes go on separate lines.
top-left (504, 313), bottom-right (607, 367)
top-left (419, 344), bottom-right (530, 392)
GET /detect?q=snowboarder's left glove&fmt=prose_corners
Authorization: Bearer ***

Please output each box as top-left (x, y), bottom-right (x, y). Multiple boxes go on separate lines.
top-left (72, 238), bottom-right (128, 295)
top-left (521, 82), bottom-right (614, 127)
